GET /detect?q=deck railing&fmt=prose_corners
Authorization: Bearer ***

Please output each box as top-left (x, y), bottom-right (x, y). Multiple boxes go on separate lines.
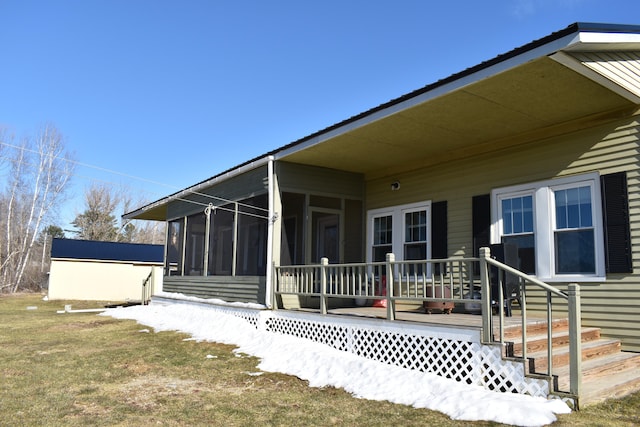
top-left (273, 247), bottom-right (582, 400)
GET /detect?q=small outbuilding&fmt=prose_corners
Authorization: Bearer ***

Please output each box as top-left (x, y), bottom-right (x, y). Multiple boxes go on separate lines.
top-left (47, 238), bottom-right (164, 302)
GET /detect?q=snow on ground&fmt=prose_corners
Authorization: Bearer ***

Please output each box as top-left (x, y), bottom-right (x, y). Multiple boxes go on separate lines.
top-left (101, 300), bottom-right (570, 426)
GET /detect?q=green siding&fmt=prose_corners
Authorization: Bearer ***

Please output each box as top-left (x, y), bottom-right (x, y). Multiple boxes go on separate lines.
top-left (163, 276), bottom-right (266, 304)
top-left (276, 161), bottom-right (364, 199)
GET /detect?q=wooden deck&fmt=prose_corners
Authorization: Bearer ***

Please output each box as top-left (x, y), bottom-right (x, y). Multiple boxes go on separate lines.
top-left (296, 305), bottom-right (537, 332)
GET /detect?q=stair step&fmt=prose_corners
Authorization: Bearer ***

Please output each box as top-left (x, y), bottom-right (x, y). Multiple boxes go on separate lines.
top-left (508, 327), bottom-right (601, 355)
top-left (495, 317), bottom-right (638, 406)
top-left (501, 317), bottom-right (569, 340)
top-left (527, 338), bottom-right (621, 373)
top-left (555, 352), bottom-right (640, 405)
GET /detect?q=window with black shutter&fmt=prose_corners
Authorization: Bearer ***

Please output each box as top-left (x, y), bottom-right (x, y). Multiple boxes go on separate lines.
top-left (601, 172), bottom-right (633, 274)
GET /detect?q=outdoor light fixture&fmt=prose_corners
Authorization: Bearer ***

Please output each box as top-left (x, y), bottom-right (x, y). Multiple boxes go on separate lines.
top-left (391, 181), bottom-right (400, 191)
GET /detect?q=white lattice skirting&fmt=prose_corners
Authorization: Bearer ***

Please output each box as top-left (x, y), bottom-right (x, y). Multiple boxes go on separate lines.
top-left (153, 296), bottom-right (551, 400)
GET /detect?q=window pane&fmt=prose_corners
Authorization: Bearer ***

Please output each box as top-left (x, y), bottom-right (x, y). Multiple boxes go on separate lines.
top-left (555, 190), bottom-right (567, 229)
top-left (373, 245), bottom-right (392, 262)
top-left (555, 229), bottom-right (595, 274)
top-left (555, 186), bottom-right (592, 230)
top-left (502, 195), bottom-right (533, 235)
top-left (579, 186), bottom-right (593, 226)
top-left (374, 216), bottom-right (392, 245)
top-left (405, 210), bottom-right (427, 243)
top-left (502, 234), bottom-right (536, 274)
top-left (502, 199), bottom-right (512, 234)
top-left (404, 243), bottom-right (426, 260)
top-left (523, 196), bottom-right (533, 231)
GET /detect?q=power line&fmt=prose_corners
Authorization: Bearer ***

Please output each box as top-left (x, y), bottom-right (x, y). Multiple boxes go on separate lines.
top-left (0, 139), bottom-right (271, 215)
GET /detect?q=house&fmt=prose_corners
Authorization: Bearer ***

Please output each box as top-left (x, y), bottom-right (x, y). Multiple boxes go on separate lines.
top-left (48, 238), bottom-right (163, 302)
top-left (124, 23), bottom-right (640, 406)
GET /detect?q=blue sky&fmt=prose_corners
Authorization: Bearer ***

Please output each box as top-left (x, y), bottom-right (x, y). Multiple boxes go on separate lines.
top-left (1, 0), bottom-right (640, 228)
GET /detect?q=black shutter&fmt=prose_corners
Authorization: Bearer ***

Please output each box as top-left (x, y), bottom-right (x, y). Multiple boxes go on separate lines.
top-left (431, 201), bottom-right (447, 259)
top-left (601, 172), bottom-right (632, 274)
top-left (472, 194), bottom-right (491, 257)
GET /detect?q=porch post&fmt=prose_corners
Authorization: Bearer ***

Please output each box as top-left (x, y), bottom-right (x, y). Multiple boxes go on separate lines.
top-left (568, 283), bottom-right (582, 404)
top-left (386, 253), bottom-right (395, 321)
top-left (320, 257), bottom-right (329, 315)
top-left (479, 247), bottom-right (492, 343)
top-left (265, 156), bottom-right (278, 309)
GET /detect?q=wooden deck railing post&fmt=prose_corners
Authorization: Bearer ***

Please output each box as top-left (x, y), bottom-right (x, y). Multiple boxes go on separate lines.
top-left (386, 253), bottom-right (395, 321)
top-left (320, 257), bottom-right (328, 315)
top-left (568, 283), bottom-right (582, 403)
top-left (479, 247), bottom-right (492, 343)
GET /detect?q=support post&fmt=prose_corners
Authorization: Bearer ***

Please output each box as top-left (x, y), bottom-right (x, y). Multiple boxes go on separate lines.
top-left (386, 253), bottom-right (395, 321)
top-left (272, 262), bottom-right (278, 310)
top-left (320, 257), bottom-right (328, 315)
top-left (568, 283), bottom-right (582, 405)
top-left (479, 247), bottom-right (492, 343)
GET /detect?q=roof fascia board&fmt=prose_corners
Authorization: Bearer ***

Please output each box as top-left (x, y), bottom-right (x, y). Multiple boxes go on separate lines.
top-left (274, 32), bottom-right (581, 159)
top-left (123, 155), bottom-right (273, 220)
top-left (565, 31), bottom-right (640, 51)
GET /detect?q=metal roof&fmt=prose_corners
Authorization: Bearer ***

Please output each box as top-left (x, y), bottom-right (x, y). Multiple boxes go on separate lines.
top-left (51, 238), bottom-right (164, 263)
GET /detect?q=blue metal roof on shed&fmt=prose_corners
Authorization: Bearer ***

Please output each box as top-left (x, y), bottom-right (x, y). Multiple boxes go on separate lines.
top-left (50, 238), bottom-right (164, 263)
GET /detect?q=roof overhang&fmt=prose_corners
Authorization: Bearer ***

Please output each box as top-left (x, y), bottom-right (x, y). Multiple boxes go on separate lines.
top-left (126, 23), bottom-right (640, 221)
top-left (275, 23), bottom-right (640, 179)
top-left (124, 156), bottom-right (273, 221)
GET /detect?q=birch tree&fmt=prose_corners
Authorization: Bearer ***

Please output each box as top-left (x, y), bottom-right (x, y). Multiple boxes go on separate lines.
top-left (0, 125), bottom-right (74, 293)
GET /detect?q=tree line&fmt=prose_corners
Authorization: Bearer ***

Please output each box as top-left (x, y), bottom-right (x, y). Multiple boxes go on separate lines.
top-left (1, 124), bottom-right (164, 293)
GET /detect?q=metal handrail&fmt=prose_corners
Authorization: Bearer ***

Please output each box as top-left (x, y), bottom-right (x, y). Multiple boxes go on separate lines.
top-left (478, 247), bottom-right (581, 400)
top-left (141, 269), bottom-right (153, 305)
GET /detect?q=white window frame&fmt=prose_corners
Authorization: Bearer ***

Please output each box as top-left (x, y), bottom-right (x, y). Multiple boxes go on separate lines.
top-left (491, 172), bottom-right (605, 282)
top-left (366, 200), bottom-right (432, 263)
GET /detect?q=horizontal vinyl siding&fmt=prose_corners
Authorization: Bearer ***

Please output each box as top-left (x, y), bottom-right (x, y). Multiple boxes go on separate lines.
top-left (366, 114), bottom-right (640, 351)
top-left (276, 161), bottom-right (364, 199)
top-left (163, 276), bottom-right (266, 304)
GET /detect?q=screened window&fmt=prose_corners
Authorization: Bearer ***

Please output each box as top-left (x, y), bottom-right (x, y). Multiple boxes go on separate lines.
top-left (166, 219), bottom-right (184, 275)
top-left (185, 213), bottom-right (206, 276)
top-left (207, 205), bottom-right (235, 276)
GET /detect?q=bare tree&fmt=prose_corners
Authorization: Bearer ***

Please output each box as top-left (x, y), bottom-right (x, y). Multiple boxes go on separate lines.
top-left (72, 183), bottom-right (120, 241)
top-left (72, 183), bottom-right (165, 244)
top-left (0, 124), bottom-right (74, 293)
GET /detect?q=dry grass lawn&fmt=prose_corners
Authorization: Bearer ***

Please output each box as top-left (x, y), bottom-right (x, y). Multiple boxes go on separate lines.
top-left (1, 293), bottom-right (639, 426)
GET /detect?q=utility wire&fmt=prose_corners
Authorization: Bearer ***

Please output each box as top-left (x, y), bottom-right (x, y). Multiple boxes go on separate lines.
top-left (0, 140), bottom-right (271, 215)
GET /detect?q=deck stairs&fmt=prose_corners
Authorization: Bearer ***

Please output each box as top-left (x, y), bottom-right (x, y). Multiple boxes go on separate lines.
top-left (501, 318), bottom-right (640, 406)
